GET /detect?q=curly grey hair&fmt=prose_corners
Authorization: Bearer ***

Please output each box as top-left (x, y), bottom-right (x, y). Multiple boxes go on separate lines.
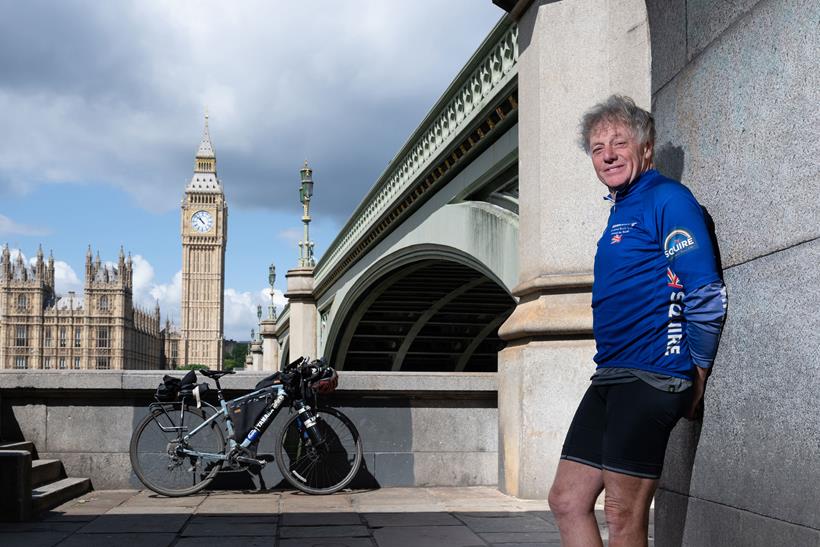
top-left (578, 95), bottom-right (655, 154)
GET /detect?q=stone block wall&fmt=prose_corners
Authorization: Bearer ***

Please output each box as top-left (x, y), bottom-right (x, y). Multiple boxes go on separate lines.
top-left (0, 371), bottom-right (497, 490)
top-left (647, 0), bottom-right (820, 543)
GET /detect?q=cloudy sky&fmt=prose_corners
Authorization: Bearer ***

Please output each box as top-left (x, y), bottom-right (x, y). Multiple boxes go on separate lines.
top-left (0, 1), bottom-right (503, 340)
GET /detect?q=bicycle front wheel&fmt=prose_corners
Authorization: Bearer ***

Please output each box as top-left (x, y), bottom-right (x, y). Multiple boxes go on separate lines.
top-left (275, 406), bottom-right (363, 495)
top-left (130, 404), bottom-right (225, 497)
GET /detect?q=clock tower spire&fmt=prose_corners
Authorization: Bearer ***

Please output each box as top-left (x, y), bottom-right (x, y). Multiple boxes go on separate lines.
top-left (180, 112), bottom-right (227, 369)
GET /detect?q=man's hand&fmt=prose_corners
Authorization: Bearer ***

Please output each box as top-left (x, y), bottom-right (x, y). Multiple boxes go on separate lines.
top-left (685, 366), bottom-right (711, 421)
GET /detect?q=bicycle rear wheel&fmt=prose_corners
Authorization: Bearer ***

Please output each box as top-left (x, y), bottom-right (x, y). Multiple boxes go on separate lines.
top-left (275, 406), bottom-right (363, 495)
top-left (130, 404), bottom-right (225, 497)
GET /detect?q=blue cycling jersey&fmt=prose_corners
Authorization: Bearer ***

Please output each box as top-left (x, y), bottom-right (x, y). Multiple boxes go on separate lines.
top-left (592, 169), bottom-right (722, 379)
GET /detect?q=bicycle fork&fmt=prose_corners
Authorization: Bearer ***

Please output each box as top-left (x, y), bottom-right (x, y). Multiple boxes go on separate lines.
top-left (295, 401), bottom-right (325, 447)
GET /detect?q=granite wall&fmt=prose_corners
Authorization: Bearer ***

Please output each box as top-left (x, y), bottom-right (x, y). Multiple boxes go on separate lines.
top-left (646, 0), bottom-right (820, 544)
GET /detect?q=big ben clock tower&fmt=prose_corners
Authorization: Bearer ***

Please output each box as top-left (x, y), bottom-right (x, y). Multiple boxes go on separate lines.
top-left (180, 114), bottom-right (227, 369)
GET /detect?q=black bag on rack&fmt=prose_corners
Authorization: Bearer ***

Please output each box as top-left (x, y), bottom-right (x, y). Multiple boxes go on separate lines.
top-left (155, 370), bottom-right (197, 402)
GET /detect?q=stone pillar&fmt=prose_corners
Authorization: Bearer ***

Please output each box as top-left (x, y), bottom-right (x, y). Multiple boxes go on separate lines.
top-left (249, 341), bottom-right (263, 371)
top-left (497, 0), bottom-right (650, 499)
top-left (259, 319), bottom-right (279, 371)
top-left (285, 267), bottom-right (317, 362)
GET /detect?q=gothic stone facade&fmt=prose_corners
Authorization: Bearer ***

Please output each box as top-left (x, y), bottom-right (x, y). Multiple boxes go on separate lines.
top-left (0, 245), bottom-right (163, 370)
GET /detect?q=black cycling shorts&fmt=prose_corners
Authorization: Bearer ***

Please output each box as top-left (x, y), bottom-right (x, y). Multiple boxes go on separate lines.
top-left (560, 380), bottom-right (690, 479)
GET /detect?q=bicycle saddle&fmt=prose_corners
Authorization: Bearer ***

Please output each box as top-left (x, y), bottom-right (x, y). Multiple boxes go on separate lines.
top-left (199, 369), bottom-right (235, 380)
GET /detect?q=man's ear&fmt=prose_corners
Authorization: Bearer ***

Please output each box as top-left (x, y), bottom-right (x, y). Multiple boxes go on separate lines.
top-left (644, 141), bottom-right (654, 165)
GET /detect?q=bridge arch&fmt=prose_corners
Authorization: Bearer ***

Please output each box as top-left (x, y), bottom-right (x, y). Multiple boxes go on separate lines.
top-left (326, 244), bottom-right (515, 372)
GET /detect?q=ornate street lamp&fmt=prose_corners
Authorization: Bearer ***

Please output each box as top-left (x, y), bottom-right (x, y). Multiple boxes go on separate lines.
top-left (297, 160), bottom-right (316, 267)
top-left (256, 305), bottom-right (263, 341)
top-left (268, 263), bottom-right (276, 320)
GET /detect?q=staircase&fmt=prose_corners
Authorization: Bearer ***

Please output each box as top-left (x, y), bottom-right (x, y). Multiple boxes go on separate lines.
top-left (0, 441), bottom-right (91, 521)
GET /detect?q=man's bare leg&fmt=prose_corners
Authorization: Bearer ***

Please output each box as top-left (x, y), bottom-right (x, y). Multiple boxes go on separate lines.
top-left (602, 470), bottom-right (657, 547)
top-left (548, 459), bottom-right (605, 547)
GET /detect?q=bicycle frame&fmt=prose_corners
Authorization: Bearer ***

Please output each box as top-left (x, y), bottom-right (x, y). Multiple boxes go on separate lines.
top-left (149, 383), bottom-right (290, 464)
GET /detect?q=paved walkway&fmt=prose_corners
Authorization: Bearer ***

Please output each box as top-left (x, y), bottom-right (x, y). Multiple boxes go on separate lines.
top-left (0, 487), bottom-right (652, 546)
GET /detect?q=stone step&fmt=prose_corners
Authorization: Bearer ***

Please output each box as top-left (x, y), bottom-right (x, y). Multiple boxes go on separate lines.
top-left (0, 441), bottom-right (37, 458)
top-left (31, 459), bottom-right (63, 488)
top-left (32, 477), bottom-right (91, 513)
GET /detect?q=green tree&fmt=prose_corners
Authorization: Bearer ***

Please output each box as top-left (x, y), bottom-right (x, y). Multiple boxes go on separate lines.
top-left (224, 342), bottom-right (248, 371)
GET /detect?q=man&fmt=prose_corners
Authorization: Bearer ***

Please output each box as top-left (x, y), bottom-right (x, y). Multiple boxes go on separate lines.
top-left (548, 95), bottom-right (727, 547)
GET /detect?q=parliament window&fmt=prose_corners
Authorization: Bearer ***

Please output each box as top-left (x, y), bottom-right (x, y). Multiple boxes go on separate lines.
top-left (59, 326), bottom-right (67, 348)
top-left (15, 325), bottom-right (27, 347)
top-left (17, 294), bottom-right (27, 310)
top-left (44, 329), bottom-right (53, 347)
top-left (43, 357), bottom-right (51, 369)
top-left (58, 357), bottom-right (66, 369)
top-left (97, 327), bottom-right (110, 348)
top-left (74, 327), bottom-right (82, 348)
top-left (96, 357), bottom-right (110, 370)
top-left (99, 295), bottom-right (109, 310)
top-left (74, 357), bottom-right (81, 369)
top-left (14, 356), bottom-right (27, 369)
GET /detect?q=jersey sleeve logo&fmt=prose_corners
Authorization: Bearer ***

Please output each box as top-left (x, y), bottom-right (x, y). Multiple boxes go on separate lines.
top-left (611, 234), bottom-right (622, 244)
top-left (664, 229), bottom-right (697, 259)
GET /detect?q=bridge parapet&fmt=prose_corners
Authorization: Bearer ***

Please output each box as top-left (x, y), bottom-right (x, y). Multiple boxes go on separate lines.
top-left (314, 19), bottom-right (519, 291)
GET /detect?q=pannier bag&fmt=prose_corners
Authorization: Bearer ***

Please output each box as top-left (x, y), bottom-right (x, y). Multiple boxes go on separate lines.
top-left (155, 370), bottom-right (196, 402)
top-left (311, 367), bottom-right (338, 394)
top-left (228, 389), bottom-right (273, 443)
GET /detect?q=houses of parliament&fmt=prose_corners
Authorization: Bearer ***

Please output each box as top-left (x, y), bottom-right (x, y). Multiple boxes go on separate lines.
top-left (0, 118), bottom-right (227, 370)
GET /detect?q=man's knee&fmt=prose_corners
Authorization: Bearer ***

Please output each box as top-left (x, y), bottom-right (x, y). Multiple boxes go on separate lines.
top-left (603, 483), bottom-right (652, 536)
top-left (549, 481), bottom-right (593, 518)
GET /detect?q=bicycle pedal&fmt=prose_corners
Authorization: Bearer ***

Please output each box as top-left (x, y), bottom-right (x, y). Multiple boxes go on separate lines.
top-left (235, 455), bottom-right (267, 467)
top-left (257, 453), bottom-right (275, 462)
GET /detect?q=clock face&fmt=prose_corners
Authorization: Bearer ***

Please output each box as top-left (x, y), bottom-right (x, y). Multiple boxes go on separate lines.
top-left (191, 210), bottom-right (213, 233)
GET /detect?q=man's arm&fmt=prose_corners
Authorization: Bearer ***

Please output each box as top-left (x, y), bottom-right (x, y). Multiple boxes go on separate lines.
top-left (683, 281), bottom-right (727, 419)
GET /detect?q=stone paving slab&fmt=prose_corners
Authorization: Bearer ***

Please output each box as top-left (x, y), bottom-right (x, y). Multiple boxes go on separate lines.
top-left (280, 491), bottom-right (354, 513)
top-left (373, 525), bottom-right (486, 547)
top-left (282, 512), bottom-right (362, 526)
top-left (364, 511), bottom-right (462, 527)
top-left (47, 490), bottom-right (138, 516)
top-left (181, 515), bottom-right (278, 536)
top-left (176, 537), bottom-right (274, 547)
top-left (280, 524), bottom-right (371, 538)
top-left (196, 494), bottom-right (279, 514)
top-left (77, 513), bottom-right (190, 534)
top-left (58, 532), bottom-right (177, 547)
top-left (455, 513), bottom-right (557, 533)
top-left (479, 530), bottom-right (563, 543)
top-left (0, 521), bottom-right (86, 534)
top-left (279, 539), bottom-right (375, 547)
top-left (0, 531), bottom-right (72, 547)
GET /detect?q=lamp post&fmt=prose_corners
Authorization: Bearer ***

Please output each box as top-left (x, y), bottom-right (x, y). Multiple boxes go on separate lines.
top-left (297, 160), bottom-right (315, 268)
top-left (268, 263), bottom-right (276, 320)
top-left (256, 305), bottom-right (262, 341)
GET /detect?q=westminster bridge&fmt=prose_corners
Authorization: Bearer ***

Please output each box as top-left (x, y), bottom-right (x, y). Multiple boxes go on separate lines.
top-left (2, 2), bottom-right (817, 544)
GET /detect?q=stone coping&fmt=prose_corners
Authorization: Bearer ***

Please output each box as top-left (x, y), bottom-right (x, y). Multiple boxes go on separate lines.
top-left (0, 370), bottom-right (497, 394)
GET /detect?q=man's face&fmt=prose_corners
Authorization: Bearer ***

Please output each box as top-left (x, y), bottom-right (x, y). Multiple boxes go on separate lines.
top-left (589, 122), bottom-right (653, 191)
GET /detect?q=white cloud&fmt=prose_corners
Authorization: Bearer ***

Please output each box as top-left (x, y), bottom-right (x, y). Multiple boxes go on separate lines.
top-left (53, 261), bottom-right (83, 296)
top-left (0, 1), bottom-right (501, 218)
top-left (0, 214), bottom-right (50, 237)
top-left (223, 287), bottom-right (287, 341)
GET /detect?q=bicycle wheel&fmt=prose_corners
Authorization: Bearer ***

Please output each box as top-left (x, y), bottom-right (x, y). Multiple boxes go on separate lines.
top-left (130, 404), bottom-right (225, 497)
top-left (275, 406), bottom-right (363, 495)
